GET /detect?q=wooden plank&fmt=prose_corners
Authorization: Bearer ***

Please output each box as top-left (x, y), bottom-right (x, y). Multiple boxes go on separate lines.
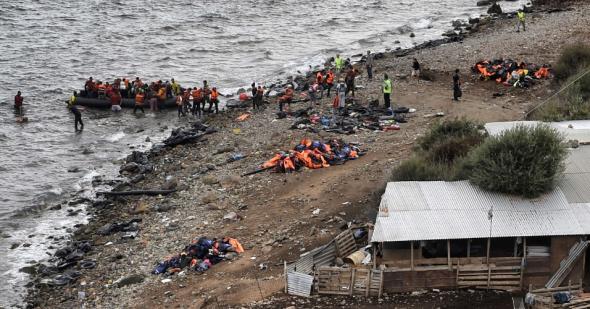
top-left (350, 269), bottom-right (355, 296)
top-left (411, 241), bottom-right (414, 271)
top-left (379, 270), bottom-right (384, 298)
top-left (366, 269), bottom-right (371, 297)
top-left (447, 239), bottom-right (451, 270)
top-left (458, 280), bottom-right (521, 285)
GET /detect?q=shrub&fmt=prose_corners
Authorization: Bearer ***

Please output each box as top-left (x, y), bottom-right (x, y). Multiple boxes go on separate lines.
top-left (554, 44), bottom-right (590, 81)
top-left (391, 119), bottom-right (485, 182)
top-left (418, 118), bottom-right (485, 152)
top-left (532, 75), bottom-right (590, 121)
top-left (468, 124), bottom-right (567, 198)
top-left (426, 135), bottom-right (485, 164)
top-left (391, 156), bottom-right (449, 181)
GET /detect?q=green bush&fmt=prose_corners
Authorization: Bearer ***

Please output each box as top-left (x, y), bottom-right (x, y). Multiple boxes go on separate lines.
top-left (468, 124), bottom-right (567, 198)
top-left (418, 118), bottom-right (485, 152)
top-left (391, 119), bottom-right (485, 181)
top-left (554, 44), bottom-right (590, 81)
top-left (532, 76), bottom-right (590, 121)
top-left (391, 156), bottom-right (449, 181)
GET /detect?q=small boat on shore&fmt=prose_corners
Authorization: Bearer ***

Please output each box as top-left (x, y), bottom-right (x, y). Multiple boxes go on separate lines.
top-left (73, 96), bottom-right (177, 109)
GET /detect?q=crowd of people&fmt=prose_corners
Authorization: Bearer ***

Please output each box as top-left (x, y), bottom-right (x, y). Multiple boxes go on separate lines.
top-left (81, 77), bottom-right (222, 116)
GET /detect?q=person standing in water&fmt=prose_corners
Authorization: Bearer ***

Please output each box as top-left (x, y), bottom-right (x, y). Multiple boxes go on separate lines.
top-left (110, 90), bottom-right (122, 112)
top-left (68, 91), bottom-right (83, 131)
top-left (453, 69), bottom-right (462, 101)
top-left (14, 91), bottom-right (24, 116)
top-left (134, 89), bottom-right (145, 114)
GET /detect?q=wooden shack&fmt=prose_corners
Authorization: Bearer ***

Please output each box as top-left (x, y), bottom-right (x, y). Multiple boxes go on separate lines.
top-left (371, 179), bottom-right (590, 293)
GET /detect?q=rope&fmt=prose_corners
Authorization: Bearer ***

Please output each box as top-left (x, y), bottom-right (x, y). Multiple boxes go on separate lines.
top-left (524, 67), bottom-right (590, 119)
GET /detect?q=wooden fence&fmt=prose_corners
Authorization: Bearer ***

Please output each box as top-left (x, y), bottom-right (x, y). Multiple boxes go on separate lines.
top-left (316, 267), bottom-right (383, 297)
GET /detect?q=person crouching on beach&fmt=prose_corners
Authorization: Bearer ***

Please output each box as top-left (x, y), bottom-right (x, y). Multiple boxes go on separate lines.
top-left (412, 58), bottom-right (421, 78)
top-left (278, 85), bottom-right (294, 112)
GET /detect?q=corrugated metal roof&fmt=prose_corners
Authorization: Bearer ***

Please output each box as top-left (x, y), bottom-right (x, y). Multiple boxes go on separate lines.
top-left (372, 181), bottom-right (590, 243)
top-left (485, 120), bottom-right (590, 144)
top-left (559, 146), bottom-right (590, 203)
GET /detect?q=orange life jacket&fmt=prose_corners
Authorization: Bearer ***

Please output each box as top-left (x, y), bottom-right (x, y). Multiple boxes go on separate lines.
top-left (282, 156), bottom-right (295, 171)
top-left (262, 154), bottom-right (282, 169)
top-left (175, 95), bottom-right (183, 106)
top-left (135, 93), bottom-right (145, 105)
top-left (192, 89), bottom-right (201, 101)
top-left (226, 238), bottom-right (244, 253)
top-left (326, 72), bottom-right (334, 84)
top-left (535, 67), bottom-right (549, 79)
top-left (158, 88), bottom-right (166, 100)
top-left (97, 84), bottom-right (106, 90)
top-left (211, 89), bottom-right (219, 101)
top-left (300, 139), bottom-right (312, 148)
top-left (316, 72), bottom-right (323, 84)
top-left (124, 79), bottom-right (130, 88)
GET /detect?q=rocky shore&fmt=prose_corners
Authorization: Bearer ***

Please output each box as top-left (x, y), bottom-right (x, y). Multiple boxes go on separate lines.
top-left (24, 2), bottom-right (590, 308)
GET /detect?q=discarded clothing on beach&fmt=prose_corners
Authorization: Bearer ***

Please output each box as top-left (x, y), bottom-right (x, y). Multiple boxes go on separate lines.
top-left (152, 236), bottom-right (244, 275)
top-left (473, 59), bottom-right (552, 87)
top-left (254, 139), bottom-right (365, 174)
top-left (163, 121), bottom-right (217, 147)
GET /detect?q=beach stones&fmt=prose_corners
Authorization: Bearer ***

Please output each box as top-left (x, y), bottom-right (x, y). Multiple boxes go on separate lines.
top-left (114, 274), bottom-right (145, 288)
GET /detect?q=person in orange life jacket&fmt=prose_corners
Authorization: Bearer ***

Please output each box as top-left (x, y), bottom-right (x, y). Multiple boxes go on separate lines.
top-left (97, 81), bottom-right (106, 99)
top-left (134, 89), bottom-right (145, 114)
top-left (14, 91), bottom-right (24, 116)
top-left (202, 80), bottom-right (211, 111)
top-left (208, 87), bottom-right (219, 114)
top-left (325, 69), bottom-right (335, 97)
top-left (254, 85), bottom-right (264, 110)
top-left (316, 71), bottom-right (324, 98)
top-left (85, 77), bottom-right (97, 97)
top-left (278, 84), bottom-right (294, 112)
top-left (176, 92), bottom-right (186, 117)
top-left (110, 90), bottom-right (122, 112)
top-left (191, 87), bottom-right (202, 117)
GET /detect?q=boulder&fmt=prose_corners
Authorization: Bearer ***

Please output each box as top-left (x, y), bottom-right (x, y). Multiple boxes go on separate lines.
top-left (487, 2), bottom-right (502, 14)
top-left (114, 274), bottom-right (145, 287)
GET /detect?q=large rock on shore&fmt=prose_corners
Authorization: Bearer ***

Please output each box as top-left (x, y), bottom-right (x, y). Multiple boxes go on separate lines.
top-left (114, 274), bottom-right (145, 287)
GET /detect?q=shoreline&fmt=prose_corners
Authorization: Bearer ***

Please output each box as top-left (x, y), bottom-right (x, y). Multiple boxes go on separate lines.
top-left (23, 2), bottom-right (590, 309)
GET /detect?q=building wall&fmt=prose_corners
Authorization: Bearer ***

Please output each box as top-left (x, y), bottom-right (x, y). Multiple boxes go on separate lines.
top-left (522, 236), bottom-right (586, 289)
top-left (382, 269), bottom-right (456, 293)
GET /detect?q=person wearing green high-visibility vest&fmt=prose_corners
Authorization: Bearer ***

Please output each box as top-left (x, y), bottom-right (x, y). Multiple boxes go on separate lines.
top-left (516, 9), bottom-right (526, 32)
top-left (382, 73), bottom-right (392, 110)
top-left (335, 54), bottom-right (344, 74)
